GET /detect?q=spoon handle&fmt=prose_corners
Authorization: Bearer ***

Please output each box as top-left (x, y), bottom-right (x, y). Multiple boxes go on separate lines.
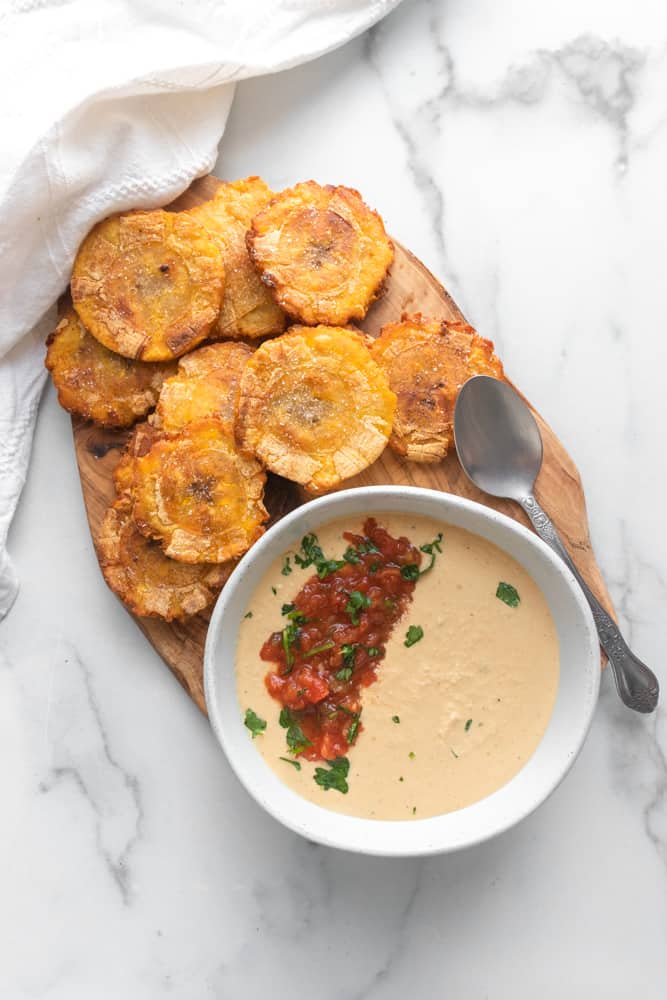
top-left (518, 495), bottom-right (659, 713)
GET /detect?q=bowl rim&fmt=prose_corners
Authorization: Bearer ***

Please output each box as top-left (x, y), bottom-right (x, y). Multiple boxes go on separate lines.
top-left (204, 485), bottom-right (600, 856)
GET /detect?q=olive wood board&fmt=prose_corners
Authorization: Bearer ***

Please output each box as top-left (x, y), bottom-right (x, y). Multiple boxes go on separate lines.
top-left (71, 174), bottom-right (613, 714)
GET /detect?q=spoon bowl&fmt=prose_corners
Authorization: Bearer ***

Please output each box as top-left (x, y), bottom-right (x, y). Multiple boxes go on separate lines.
top-left (454, 376), bottom-right (544, 499)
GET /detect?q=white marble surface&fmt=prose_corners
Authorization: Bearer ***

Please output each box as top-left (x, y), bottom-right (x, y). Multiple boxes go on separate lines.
top-left (2, 0), bottom-right (667, 995)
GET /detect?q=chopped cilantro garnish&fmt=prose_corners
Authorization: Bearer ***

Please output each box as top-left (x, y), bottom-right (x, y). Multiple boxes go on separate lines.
top-left (336, 643), bottom-right (357, 681)
top-left (359, 538), bottom-right (380, 555)
top-left (271, 586), bottom-right (277, 595)
top-left (316, 559), bottom-right (346, 579)
top-left (404, 625), bottom-right (424, 647)
top-left (400, 564), bottom-right (420, 581)
top-left (279, 756), bottom-right (301, 771)
top-left (294, 533), bottom-right (324, 568)
top-left (281, 603), bottom-right (295, 615)
top-left (369, 561), bottom-right (382, 574)
top-left (343, 545), bottom-right (361, 565)
top-left (293, 533), bottom-right (344, 579)
top-left (303, 639), bottom-right (335, 658)
top-left (244, 708), bottom-right (266, 739)
top-left (244, 611), bottom-right (253, 619)
top-left (286, 722), bottom-right (311, 756)
top-left (281, 556), bottom-right (292, 576)
top-left (313, 756), bottom-right (350, 794)
top-left (279, 707), bottom-right (292, 729)
top-left (392, 715), bottom-right (400, 724)
top-left (408, 751), bottom-right (415, 760)
top-left (419, 532), bottom-right (443, 573)
top-left (345, 590), bottom-right (371, 625)
top-left (496, 581), bottom-right (520, 607)
top-left (347, 713), bottom-right (361, 744)
top-left (367, 646), bottom-right (381, 657)
top-left (465, 718), bottom-right (473, 732)
top-left (281, 621), bottom-right (299, 673)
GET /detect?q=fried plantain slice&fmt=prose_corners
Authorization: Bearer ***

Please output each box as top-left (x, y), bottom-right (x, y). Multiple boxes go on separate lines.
top-left (370, 315), bottom-right (504, 463)
top-left (154, 341), bottom-right (253, 435)
top-left (112, 420), bottom-right (163, 497)
top-left (130, 418), bottom-right (267, 563)
top-left (99, 499), bottom-right (231, 620)
top-left (246, 181), bottom-right (394, 326)
top-left (45, 308), bottom-right (176, 427)
top-left (71, 209), bottom-right (224, 361)
top-left (236, 325), bottom-right (396, 493)
top-left (187, 177), bottom-right (286, 339)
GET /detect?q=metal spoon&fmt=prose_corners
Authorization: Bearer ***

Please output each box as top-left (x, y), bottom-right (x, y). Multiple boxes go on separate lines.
top-left (453, 375), bottom-right (659, 714)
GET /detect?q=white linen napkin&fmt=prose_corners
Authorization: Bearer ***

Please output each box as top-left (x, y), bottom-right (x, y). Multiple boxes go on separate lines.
top-left (0, 0), bottom-right (401, 619)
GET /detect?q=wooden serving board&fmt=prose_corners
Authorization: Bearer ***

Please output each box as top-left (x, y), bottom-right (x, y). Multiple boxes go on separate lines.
top-left (72, 175), bottom-right (613, 713)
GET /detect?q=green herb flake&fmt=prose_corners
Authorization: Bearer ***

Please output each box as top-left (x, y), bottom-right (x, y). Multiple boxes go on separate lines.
top-left (367, 646), bottom-right (381, 657)
top-left (465, 718), bottom-right (473, 732)
top-left (279, 756), bottom-right (301, 771)
top-left (412, 806), bottom-right (417, 816)
top-left (450, 747), bottom-right (459, 759)
top-left (244, 708), bottom-right (267, 739)
top-left (343, 545), bottom-right (361, 565)
top-left (369, 561), bottom-right (382, 574)
top-left (404, 625), bottom-right (424, 647)
top-left (279, 707), bottom-right (292, 729)
top-left (336, 643), bottom-right (357, 681)
top-left (496, 581), bottom-right (520, 608)
top-left (244, 611), bottom-right (253, 619)
top-left (271, 586), bottom-right (277, 595)
top-left (313, 756), bottom-right (350, 794)
top-left (286, 722), bottom-right (312, 756)
top-left (281, 603), bottom-right (295, 615)
top-left (392, 715), bottom-right (400, 724)
top-left (400, 563), bottom-right (420, 581)
top-left (303, 639), bottom-right (335, 659)
top-left (347, 713), bottom-right (361, 744)
top-left (281, 622), bottom-right (299, 673)
top-left (345, 590), bottom-right (371, 625)
top-left (408, 751), bottom-right (416, 760)
top-left (294, 533), bottom-right (324, 568)
top-left (419, 532), bottom-right (444, 574)
top-left (281, 556), bottom-right (292, 576)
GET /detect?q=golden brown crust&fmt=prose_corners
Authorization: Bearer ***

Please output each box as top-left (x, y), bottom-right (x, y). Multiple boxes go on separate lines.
top-left (370, 315), bottom-right (504, 462)
top-left (112, 420), bottom-right (164, 497)
top-left (246, 181), bottom-right (394, 326)
top-left (130, 418), bottom-right (268, 562)
top-left (236, 325), bottom-right (396, 493)
top-left (71, 209), bottom-right (224, 361)
top-left (187, 177), bottom-right (286, 339)
top-left (45, 309), bottom-right (176, 427)
top-left (99, 499), bottom-right (231, 620)
top-left (154, 341), bottom-right (253, 435)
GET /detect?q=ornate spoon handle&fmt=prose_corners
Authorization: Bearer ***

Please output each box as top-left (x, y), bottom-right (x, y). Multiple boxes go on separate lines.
top-left (519, 495), bottom-right (659, 713)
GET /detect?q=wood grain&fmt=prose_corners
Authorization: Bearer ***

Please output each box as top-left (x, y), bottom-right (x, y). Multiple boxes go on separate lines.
top-left (71, 174), bottom-right (613, 713)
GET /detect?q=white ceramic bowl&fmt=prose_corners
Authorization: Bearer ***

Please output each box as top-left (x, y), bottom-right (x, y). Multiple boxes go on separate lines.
top-left (204, 486), bottom-right (599, 856)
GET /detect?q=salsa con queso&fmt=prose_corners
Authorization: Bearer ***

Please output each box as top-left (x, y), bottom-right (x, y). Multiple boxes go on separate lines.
top-left (235, 513), bottom-right (560, 820)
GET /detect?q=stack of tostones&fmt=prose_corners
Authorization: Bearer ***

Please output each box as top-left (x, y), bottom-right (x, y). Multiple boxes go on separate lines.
top-left (46, 308), bottom-right (176, 427)
top-left (370, 315), bottom-right (505, 462)
top-left (236, 325), bottom-right (396, 494)
top-left (71, 209), bottom-right (224, 360)
top-left (187, 177), bottom-right (286, 339)
top-left (246, 181), bottom-right (394, 326)
top-left (45, 173), bottom-right (507, 625)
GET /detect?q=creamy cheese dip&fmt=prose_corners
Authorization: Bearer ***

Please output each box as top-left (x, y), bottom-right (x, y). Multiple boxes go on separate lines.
top-left (235, 513), bottom-right (559, 820)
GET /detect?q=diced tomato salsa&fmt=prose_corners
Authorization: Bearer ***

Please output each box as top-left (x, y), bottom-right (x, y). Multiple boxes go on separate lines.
top-left (261, 518), bottom-right (421, 762)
